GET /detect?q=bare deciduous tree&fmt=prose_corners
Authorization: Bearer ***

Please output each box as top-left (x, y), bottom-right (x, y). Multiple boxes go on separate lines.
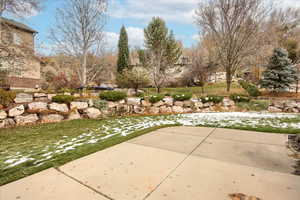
top-left (195, 0), bottom-right (270, 91)
top-left (50, 0), bottom-right (107, 86)
top-left (0, 0), bottom-right (42, 17)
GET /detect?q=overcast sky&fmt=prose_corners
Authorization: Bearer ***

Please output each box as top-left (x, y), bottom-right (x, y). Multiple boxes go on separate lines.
top-left (7, 0), bottom-right (300, 53)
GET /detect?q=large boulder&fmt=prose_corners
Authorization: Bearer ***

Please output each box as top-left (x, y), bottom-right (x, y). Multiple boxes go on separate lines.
top-left (15, 114), bottom-right (39, 125)
top-left (272, 101), bottom-right (284, 109)
top-left (194, 101), bottom-right (204, 109)
top-left (183, 100), bottom-right (193, 107)
top-left (68, 110), bottom-right (81, 120)
top-left (49, 103), bottom-right (69, 113)
top-left (107, 101), bottom-right (119, 108)
top-left (83, 108), bottom-right (101, 119)
top-left (172, 106), bottom-right (184, 113)
top-left (285, 101), bottom-right (298, 108)
top-left (133, 106), bottom-right (145, 114)
top-left (163, 97), bottom-right (174, 106)
top-left (28, 102), bottom-right (48, 112)
top-left (0, 110), bottom-right (7, 120)
top-left (70, 102), bottom-right (89, 110)
top-left (14, 93), bottom-right (33, 103)
top-left (9, 105), bottom-right (25, 117)
top-left (41, 114), bottom-right (64, 123)
top-left (127, 98), bottom-right (141, 106)
top-left (223, 98), bottom-right (235, 107)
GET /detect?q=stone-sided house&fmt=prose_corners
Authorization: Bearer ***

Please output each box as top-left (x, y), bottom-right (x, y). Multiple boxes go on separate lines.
top-left (0, 17), bottom-right (41, 90)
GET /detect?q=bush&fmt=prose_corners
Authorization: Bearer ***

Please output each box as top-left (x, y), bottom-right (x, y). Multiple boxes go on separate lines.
top-left (0, 89), bottom-right (16, 107)
top-left (52, 95), bottom-right (75, 104)
top-left (201, 95), bottom-right (224, 104)
top-left (236, 100), bottom-right (269, 111)
top-left (93, 99), bottom-right (108, 110)
top-left (149, 94), bottom-right (165, 104)
top-left (99, 91), bottom-right (127, 102)
top-left (172, 92), bottom-right (192, 101)
top-left (230, 94), bottom-right (250, 102)
top-left (239, 80), bottom-right (261, 97)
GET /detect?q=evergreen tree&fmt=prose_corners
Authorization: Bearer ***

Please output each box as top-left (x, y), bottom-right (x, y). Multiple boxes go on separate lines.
top-left (117, 25), bottom-right (130, 73)
top-left (143, 17), bottom-right (182, 93)
top-left (260, 48), bottom-right (298, 92)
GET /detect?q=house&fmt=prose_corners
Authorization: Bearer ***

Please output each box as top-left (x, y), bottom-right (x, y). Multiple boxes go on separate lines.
top-left (0, 17), bottom-right (41, 90)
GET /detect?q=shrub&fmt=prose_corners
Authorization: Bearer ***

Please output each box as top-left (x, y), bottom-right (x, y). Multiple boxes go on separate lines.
top-left (236, 100), bottom-right (269, 111)
top-left (239, 80), bottom-right (261, 97)
top-left (52, 95), bottom-right (75, 104)
top-left (230, 94), bottom-right (250, 102)
top-left (93, 99), bottom-right (108, 110)
top-left (201, 95), bottom-right (224, 104)
top-left (136, 92), bottom-right (145, 99)
top-left (99, 91), bottom-right (127, 102)
top-left (149, 94), bottom-right (165, 104)
top-left (0, 89), bottom-right (16, 107)
top-left (172, 92), bottom-right (192, 101)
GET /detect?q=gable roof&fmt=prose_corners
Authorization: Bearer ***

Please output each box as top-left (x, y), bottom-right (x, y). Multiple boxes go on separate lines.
top-left (0, 17), bottom-right (37, 33)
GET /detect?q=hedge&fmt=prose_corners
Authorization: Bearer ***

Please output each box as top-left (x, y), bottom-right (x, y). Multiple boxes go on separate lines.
top-left (99, 91), bottom-right (127, 102)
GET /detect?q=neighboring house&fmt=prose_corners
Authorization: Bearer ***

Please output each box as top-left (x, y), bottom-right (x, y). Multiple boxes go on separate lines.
top-left (0, 17), bottom-right (41, 90)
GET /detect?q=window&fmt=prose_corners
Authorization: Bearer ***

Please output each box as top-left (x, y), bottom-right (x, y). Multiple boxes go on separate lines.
top-left (13, 33), bottom-right (22, 45)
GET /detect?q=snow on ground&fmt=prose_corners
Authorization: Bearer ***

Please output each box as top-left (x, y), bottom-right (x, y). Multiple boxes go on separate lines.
top-left (2, 112), bottom-right (299, 169)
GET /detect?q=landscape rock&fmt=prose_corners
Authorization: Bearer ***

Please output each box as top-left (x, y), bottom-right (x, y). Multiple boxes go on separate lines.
top-left (49, 103), bottom-right (69, 113)
top-left (68, 110), bottom-right (81, 120)
top-left (34, 93), bottom-right (47, 98)
top-left (149, 107), bottom-right (160, 114)
top-left (285, 101), bottom-right (298, 108)
top-left (194, 101), bottom-right (204, 109)
top-left (0, 110), bottom-right (7, 120)
top-left (183, 100), bottom-right (192, 107)
top-left (28, 102), bottom-right (48, 112)
top-left (172, 106), bottom-right (184, 113)
top-left (159, 106), bottom-right (172, 113)
top-left (107, 101), bottom-right (119, 108)
top-left (118, 99), bottom-right (126, 104)
top-left (9, 105), bottom-right (25, 117)
top-left (268, 106), bottom-right (282, 112)
top-left (70, 102), bottom-right (89, 110)
top-left (47, 94), bottom-right (56, 100)
top-left (127, 98), bottom-right (141, 106)
top-left (163, 97), bottom-right (173, 106)
top-left (174, 101), bottom-right (184, 107)
top-left (88, 99), bottom-right (94, 107)
top-left (84, 108), bottom-right (101, 119)
top-left (73, 93), bottom-right (81, 98)
top-left (272, 101), bottom-right (284, 109)
top-left (153, 101), bottom-right (164, 107)
top-left (141, 100), bottom-right (151, 107)
top-left (41, 114), bottom-right (64, 123)
top-left (183, 108), bottom-right (193, 113)
top-left (0, 118), bottom-right (15, 128)
top-left (14, 93), bottom-right (33, 103)
top-left (223, 98), bottom-right (235, 107)
top-left (133, 106), bottom-right (145, 114)
top-left (15, 114), bottom-right (39, 125)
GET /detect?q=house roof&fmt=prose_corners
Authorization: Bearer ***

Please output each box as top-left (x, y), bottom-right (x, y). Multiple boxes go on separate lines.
top-left (0, 17), bottom-right (37, 33)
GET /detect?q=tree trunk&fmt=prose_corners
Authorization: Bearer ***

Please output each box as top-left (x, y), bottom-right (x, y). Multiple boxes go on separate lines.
top-left (157, 87), bottom-right (161, 93)
top-left (82, 52), bottom-right (87, 86)
top-left (226, 71), bottom-right (232, 92)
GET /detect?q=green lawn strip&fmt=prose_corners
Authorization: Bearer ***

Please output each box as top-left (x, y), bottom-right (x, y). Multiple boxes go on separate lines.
top-left (0, 124), bottom-right (179, 186)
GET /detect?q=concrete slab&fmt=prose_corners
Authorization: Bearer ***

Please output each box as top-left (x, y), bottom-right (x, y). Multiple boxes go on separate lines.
top-left (59, 142), bottom-right (186, 200)
top-left (157, 126), bottom-right (214, 137)
top-left (211, 128), bottom-right (287, 146)
top-left (128, 131), bottom-right (206, 154)
top-left (146, 156), bottom-right (300, 200)
top-left (192, 138), bottom-right (295, 173)
top-left (0, 168), bottom-right (106, 200)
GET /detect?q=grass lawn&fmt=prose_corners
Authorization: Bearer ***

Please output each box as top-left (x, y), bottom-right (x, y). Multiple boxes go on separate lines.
top-left (1, 112), bottom-right (300, 186)
top-left (144, 82), bottom-right (245, 96)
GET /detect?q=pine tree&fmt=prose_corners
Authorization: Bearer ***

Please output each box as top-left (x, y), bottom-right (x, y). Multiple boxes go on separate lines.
top-left (260, 48), bottom-right (298, 92)
top-left (117, 25), bottom-right (130, 73)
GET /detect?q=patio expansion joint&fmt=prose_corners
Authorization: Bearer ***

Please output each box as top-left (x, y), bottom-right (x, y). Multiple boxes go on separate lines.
top-left (142, 127), bottom-right (217, 200)
top-left (54, 167), bottom-right (114, 200)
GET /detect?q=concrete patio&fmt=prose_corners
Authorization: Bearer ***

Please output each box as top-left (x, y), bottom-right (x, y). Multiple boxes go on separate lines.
top-left (1, 127), bottom-right (299, 200)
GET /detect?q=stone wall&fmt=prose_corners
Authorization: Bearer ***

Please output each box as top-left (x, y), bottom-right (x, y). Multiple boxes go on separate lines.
top-left (0, 92), bottom-right (299, 129)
